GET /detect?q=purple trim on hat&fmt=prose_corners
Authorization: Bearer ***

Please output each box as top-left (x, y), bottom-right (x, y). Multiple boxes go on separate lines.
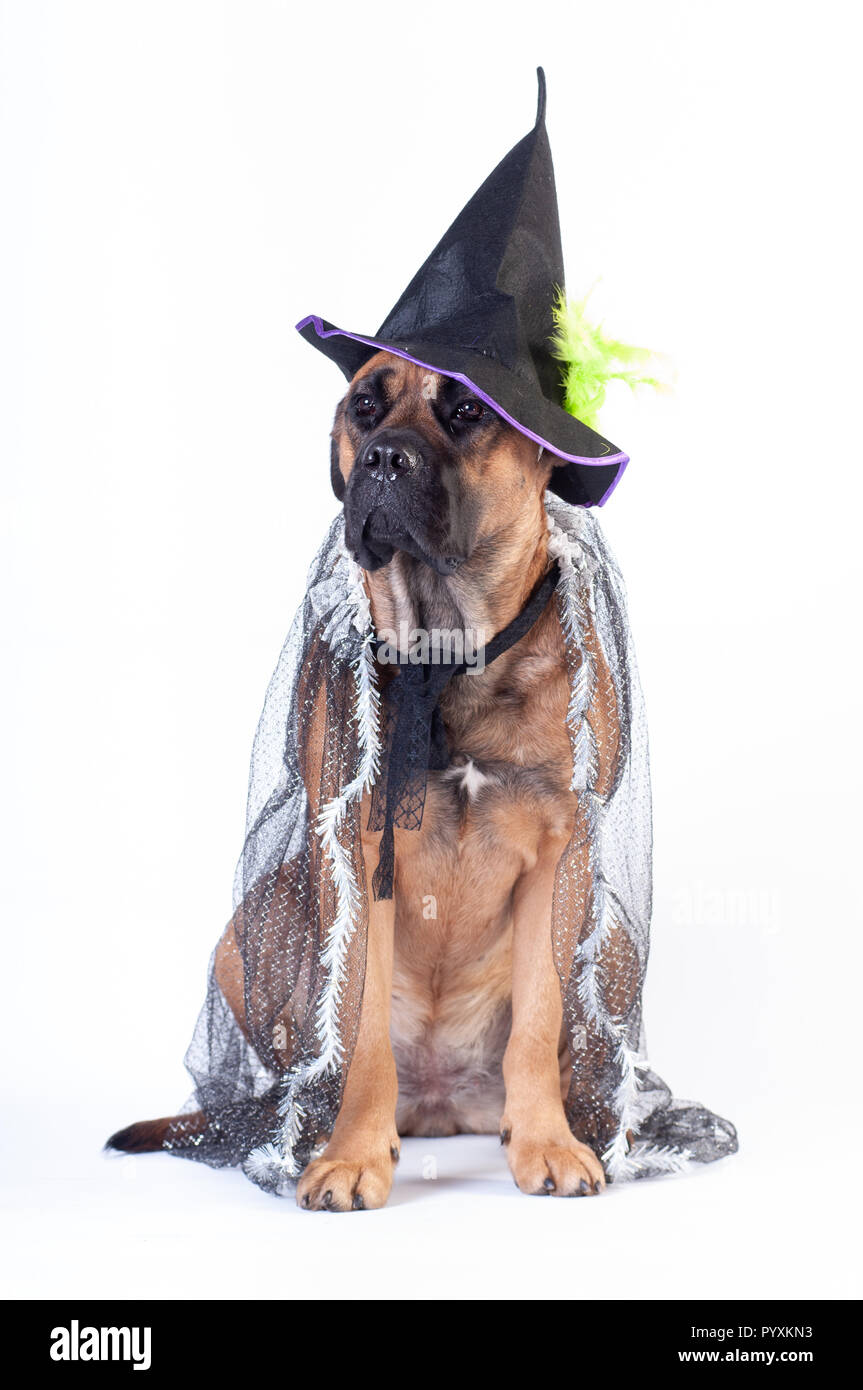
top-left (595, 457), bottom-right (629, 507)
top-left (296, 315), bottom-right (629, 506)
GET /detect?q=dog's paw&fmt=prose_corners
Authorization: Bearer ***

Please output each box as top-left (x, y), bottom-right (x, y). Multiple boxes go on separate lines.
top-left (502, 1125), bottom-right (605, 1197)
top-left (296, 1141), bottom-right (399, 1212)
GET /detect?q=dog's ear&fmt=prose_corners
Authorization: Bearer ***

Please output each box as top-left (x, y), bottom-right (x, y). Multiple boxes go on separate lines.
top-left (330, 433), bottom-right (346, 501)
top-left (329, 400), bottom-right (348, 502)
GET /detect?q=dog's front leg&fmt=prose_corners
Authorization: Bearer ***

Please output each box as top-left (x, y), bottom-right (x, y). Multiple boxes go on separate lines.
top-left (296, 834), bottom-right (399, 1212)
top-left (501, 833), bottom-right (606, 1197)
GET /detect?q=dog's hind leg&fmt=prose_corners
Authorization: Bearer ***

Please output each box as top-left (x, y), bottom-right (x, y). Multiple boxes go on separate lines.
top-left (212, 912), bottom-right (249, 1039)
top-left (106, 909), bottom-right (251, 1157)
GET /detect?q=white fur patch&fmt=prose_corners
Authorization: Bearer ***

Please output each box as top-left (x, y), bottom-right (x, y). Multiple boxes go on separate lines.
top-left (445, 758), bottom-right (489, 800)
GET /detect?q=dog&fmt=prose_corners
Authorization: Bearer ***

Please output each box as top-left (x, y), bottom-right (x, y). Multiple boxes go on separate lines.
top-left (110, 349), bottom-right (622, 1209)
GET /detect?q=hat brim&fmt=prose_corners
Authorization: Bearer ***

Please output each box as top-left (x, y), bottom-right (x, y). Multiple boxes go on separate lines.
top-left (297, 315), bottom-right (628, 508)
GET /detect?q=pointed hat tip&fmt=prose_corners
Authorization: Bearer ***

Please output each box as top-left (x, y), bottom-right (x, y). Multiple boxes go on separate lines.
top-left (535, 67), bottom-right (547, 126)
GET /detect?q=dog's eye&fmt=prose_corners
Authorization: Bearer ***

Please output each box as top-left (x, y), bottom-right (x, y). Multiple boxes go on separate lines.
top-left (352, 394), bottom-right (379, 420)
top-left (453, 399), bottom-right (485, 423)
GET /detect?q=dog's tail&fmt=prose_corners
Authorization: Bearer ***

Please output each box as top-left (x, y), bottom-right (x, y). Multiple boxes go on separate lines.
top-left (105, 1110), bottom-right (208, 1155)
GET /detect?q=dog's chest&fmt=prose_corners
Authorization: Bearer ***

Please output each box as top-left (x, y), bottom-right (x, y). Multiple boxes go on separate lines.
top-left (388, 769), bottom-right (517, 1135)
top-left (388, 745), bottom-right (573, 1135)
top-left (381, 618), bottom-right (574, 1134)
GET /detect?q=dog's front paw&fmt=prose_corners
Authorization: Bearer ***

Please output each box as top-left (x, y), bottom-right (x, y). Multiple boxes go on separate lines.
top-left (501, 1122), bottom-right (605, 1197)
top-left (296, 1139), bottom-right (399, 1212)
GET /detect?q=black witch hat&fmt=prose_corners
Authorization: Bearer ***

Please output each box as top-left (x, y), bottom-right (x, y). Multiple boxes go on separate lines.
top-left (298, 69), bottom-right (628, 508)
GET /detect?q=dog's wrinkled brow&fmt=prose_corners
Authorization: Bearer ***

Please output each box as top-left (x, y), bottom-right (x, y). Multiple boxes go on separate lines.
top-left (437, 374), bottom-right (501, 421)
top-left (352, 365), bottom-right (397, 398)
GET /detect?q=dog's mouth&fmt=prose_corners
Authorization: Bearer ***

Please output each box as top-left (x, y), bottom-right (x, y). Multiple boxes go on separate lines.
top-left (354, 507), bottom-right (465, 576)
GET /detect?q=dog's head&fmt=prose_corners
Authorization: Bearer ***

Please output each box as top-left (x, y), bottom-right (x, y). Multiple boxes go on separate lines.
top-left (331, 352), bottom-right (553, 574)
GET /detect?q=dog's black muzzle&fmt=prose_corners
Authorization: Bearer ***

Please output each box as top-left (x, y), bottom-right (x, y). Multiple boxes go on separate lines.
top-left (344, 427), bottom-right (462, 575)
top-left (359, 428), bottom-right (423, 483)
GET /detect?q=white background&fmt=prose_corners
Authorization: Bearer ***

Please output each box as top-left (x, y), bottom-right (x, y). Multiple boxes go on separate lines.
top-left (2, 0), bottom-right (861, 1300)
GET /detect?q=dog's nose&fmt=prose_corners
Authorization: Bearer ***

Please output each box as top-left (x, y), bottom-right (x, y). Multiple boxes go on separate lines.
top-left (361, 431), bottom-right (422, 482)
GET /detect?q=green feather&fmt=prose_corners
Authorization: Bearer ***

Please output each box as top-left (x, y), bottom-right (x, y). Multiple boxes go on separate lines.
top-left (550, 289), bottom-right (666, 431)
